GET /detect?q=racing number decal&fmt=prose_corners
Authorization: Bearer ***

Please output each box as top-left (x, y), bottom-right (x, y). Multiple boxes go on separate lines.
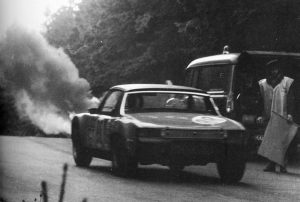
top-left (192, 116), bottom-right (226, 125)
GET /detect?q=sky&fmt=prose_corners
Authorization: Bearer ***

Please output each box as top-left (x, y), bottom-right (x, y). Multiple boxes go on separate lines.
top-left (1, 0), bottom-right (80, 32)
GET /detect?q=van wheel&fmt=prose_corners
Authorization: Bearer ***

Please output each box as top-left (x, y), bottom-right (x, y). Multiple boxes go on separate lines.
top-left (72, 127), bottom-right (92, 167)
top-left (217, 146), bottom-right (246, 183)
top-left (111, 136), bottom-right (137, 177)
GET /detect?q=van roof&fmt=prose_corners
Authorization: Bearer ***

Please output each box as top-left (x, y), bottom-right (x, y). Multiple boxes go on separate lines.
top-left (186, 51), bottom-right (300, 69)
top-left (187, 54), bottom-right (240, 69)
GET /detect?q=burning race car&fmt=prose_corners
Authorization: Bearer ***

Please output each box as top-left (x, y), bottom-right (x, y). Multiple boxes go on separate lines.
top-left (71, 84), bottom-right (247, 183)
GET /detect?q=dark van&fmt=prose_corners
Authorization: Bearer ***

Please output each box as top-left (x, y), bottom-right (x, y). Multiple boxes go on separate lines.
top-left (185, 49), bottom-right (300, 152)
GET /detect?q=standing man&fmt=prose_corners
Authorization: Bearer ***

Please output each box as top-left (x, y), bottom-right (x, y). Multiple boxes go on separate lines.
top-left (257, 59), bottom-right (294, 173)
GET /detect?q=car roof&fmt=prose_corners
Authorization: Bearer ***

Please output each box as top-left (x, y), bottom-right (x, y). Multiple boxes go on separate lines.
top-left (111, 84), bottom-right (208, 94)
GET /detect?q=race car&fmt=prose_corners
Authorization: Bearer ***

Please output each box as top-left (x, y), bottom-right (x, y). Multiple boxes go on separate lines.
top-left (71, 84), bottom-right (247, 183)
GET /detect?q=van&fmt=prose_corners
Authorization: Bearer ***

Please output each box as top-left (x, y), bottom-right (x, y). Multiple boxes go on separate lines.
top-left (185, 48), bottom-right (300, 153)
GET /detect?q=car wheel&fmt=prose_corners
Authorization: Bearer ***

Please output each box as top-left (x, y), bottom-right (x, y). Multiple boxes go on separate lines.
top-left (72, 127), bottom-right (92, 167)
top-left (111, 136), bottom-right (137, 177)
top-left (217, 146), bottom-right (246, 183)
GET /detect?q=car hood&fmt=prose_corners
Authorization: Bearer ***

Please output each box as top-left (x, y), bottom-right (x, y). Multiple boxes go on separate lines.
top-left (125, 112), bottom-right (244, 130)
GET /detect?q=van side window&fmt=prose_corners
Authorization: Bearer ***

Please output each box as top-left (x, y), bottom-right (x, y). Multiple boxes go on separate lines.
top-left (185, 69), bottom-right (199, 88)
top-left (185, 70), bottom-right (193, 86)
top-left (192, 69), bottom-right (199, 88)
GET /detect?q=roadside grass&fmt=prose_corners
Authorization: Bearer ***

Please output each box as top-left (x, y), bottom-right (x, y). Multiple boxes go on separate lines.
top-left (1, 163), bottom-right (86, 202)
top-left (0, 122), bottom-right (69, 138)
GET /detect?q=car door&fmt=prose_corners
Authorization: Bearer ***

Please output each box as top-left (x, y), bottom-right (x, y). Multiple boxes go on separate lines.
top-left (93, 90), bottom-right (123, 150)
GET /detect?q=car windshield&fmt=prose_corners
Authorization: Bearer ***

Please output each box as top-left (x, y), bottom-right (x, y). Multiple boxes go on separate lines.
top-left (124, 92), bottom-right (216, 114)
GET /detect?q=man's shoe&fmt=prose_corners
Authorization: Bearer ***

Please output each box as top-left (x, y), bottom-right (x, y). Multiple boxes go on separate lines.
top-left (280, 167), bottom-right (287, 173)
top-left (263, 164), bottom-right (275, 172)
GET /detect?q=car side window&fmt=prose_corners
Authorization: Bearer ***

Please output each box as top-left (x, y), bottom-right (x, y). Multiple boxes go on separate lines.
top-left (100, 90), bottom-right (123, 114)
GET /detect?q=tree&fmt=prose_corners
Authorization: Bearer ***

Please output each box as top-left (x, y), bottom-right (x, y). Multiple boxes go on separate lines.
top-left (46, 0), bottom-right (300, 96)
top-left (46, 0), bottom-right (191, 95)
top-left (178, 0), bottom-right (300, 52)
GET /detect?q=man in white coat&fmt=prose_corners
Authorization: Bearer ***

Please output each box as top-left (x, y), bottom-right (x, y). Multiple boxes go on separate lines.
top-left (257, 59), bottom-right (294, 173)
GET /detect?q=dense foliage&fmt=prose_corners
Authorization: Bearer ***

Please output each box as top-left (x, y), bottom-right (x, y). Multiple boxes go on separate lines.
top-left (45, 0), bottom-right (300, 96)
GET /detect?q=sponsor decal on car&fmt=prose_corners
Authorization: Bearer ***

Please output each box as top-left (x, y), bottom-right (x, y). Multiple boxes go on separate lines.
top-left (192, 116), bottom-right (226, 125)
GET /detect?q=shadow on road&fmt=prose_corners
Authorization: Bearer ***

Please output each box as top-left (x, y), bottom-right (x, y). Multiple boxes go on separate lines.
top-left (85, 165), bottom-right (112, 174)
top-left (86, 165), bottom-right (252, 188)
top-left (280, 172), bottom-right (300, 178)
top-left (136, 167), bottom-right (253, 188)
top-left (248, 148), bottom-right (300, 172)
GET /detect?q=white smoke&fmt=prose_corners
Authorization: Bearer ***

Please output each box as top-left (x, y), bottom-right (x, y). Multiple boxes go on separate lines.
top-left (0, 25), bottom-right (99, 134)
top-left (16, 90), bottom-right (71, 134)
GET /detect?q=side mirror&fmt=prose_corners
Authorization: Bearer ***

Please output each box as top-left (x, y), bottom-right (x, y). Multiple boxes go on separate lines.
top-left (88, 108), bottom-right (98, 114)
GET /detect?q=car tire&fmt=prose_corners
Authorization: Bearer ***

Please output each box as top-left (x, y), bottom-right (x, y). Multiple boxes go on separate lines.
top-left (111, 136), bottom-right (137, 177)
top-left (72, 126), bottom-right (92, 167)
top-left (217, 146), bottom-right (246, 183)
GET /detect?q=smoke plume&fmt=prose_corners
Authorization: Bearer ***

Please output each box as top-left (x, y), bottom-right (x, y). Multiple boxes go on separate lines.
top-left (0, 25), bottom-right (98, 134)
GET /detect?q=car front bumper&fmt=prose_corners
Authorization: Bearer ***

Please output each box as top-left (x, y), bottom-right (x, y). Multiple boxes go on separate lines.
top-left (135, 134), bottom-right (246, 166)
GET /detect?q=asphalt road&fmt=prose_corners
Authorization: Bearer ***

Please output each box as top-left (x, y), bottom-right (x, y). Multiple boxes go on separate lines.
top-left (0, 136), bottom-right (300, 202)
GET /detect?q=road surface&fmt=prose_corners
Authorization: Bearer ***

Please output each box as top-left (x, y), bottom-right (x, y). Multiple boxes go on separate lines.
top-left (0, 136), bottom-right (300, 202)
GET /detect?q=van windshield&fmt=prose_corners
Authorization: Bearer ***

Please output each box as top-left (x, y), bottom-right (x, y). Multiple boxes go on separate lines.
top-left (186, 65), bottom-right (234, 93)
